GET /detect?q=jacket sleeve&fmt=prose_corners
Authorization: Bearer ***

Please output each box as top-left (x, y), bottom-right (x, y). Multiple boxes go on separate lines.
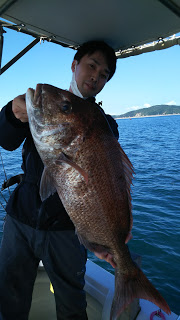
top-left (96, 103), bottom-right (119, 140)
top-left (105, 114), bottom-right (119, 140)
top-left (0, 101), bottom-right (29, 151)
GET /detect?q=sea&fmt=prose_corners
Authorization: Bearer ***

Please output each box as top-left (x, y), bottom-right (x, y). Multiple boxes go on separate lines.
top-left (0, 115), bottom-right (179, 315)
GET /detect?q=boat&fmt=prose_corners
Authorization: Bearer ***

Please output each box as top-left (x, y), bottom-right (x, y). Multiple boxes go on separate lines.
top-left (1, 0), bottom-right (180, 73)
top-left (0, 0), bottom-right (180, 319)
top-left (29, 259), bottom-right (179, 320)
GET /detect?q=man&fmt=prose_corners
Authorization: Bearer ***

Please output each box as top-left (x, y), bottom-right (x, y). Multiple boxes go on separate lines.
top-left (0, 41), bottom-right (118, 319)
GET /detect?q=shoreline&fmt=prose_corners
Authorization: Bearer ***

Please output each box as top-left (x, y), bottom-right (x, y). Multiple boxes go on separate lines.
top-left (113, 113), bottom-right (180, 120)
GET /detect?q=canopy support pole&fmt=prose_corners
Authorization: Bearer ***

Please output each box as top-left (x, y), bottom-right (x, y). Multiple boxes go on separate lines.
top-left (0, 37), bottom-right (39, 75)
top-left (116, 35), bottom-right (180, 59)
top-left (0, 26), bottom-right (4, 72)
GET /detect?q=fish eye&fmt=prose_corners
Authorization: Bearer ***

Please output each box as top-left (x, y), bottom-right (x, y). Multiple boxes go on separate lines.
top-left (60, 102), bottom-right (72, 114)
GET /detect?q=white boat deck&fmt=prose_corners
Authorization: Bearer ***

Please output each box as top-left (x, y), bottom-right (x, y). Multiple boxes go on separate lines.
top-left (29, 260), bottom-right (179, 320)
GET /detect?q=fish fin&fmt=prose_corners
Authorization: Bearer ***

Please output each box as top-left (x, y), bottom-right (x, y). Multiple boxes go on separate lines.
top-left (56, 152), bottom-right (88, 183)
top-left (118, 142), bottom-right (134, 233)
top-left (125, 232), bottom-right (133, 243)
top-left (40, 167), bottom-right (56, 201)
top-left (77, 233), bottom-right (93, 249)
top-left (110, 262), bottom-right (171, 320)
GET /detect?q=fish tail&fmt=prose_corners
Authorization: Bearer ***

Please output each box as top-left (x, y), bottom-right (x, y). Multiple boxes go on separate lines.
top-left (110, 264), bottom-right (171, 320)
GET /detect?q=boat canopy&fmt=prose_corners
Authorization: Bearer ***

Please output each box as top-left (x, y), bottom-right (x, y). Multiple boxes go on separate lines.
top-left (0, 0), bottom-right (180, 73)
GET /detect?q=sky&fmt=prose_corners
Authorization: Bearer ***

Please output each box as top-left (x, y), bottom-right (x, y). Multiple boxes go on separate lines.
top-left (0, 27), bottom-right (180, 115)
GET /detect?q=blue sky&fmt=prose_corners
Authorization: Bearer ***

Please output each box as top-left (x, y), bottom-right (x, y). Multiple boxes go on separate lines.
top-left (1, 27), bottom-right (180, 115)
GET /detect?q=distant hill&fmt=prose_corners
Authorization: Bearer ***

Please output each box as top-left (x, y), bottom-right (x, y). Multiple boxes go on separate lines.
top-left (113, 105), bottom-right (180, 118)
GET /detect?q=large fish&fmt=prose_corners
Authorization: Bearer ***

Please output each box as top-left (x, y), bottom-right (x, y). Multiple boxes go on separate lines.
top-left (26, 84), bottom-right (170, 319)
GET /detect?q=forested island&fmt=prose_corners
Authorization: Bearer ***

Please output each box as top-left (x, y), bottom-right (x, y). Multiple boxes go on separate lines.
top-left (113, 105), bottom-right (180, 119)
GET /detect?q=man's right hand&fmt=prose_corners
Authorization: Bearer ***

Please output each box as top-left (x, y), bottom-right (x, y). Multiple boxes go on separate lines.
top-left (12, 94), bottom-right (28, 123)
top-left (94, 251), bottom-right (117, 268)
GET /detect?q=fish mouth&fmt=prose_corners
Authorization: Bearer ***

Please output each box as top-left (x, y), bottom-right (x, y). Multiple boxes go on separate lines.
top-left (34, 83), bottom-right (43, 106)
top-left (26, 84), bottom-right (43, 109)
top-left (30, 83), bottom-right (43, 108)
top-left (26, 87), bottom-right (35, 106)
top-left (26, 84), bottom-right (45, 128)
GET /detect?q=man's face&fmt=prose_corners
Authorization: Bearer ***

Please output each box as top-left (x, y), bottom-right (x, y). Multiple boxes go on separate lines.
top-left (71, 51), bottom-right (110, 98)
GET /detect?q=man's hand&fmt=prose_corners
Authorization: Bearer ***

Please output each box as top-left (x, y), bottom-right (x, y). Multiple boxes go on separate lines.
top-left (94, 251), bottom-right (117, 268)
top-left (12, 94), bottom-right (28, 123)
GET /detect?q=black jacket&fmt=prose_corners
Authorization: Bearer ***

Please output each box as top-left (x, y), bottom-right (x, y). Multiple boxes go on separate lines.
top-left (0, 100), bottom-right (119, 230)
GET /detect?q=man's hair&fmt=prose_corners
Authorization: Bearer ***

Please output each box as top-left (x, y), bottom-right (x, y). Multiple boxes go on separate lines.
top-left (74, 40), bottom-right (116, 81)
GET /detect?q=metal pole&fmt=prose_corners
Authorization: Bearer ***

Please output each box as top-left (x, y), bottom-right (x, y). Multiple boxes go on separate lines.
top-left (0, 37), bottom-right (39, 75)
top-left (0, 26), bottom-right (4, 72)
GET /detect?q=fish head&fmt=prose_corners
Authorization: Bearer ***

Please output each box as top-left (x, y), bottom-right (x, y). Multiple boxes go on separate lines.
top-left (26, 84), bottom-right (99, 164)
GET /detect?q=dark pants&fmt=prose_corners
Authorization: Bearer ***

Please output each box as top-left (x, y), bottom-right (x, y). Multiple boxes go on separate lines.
top-left (0, 215), bottom-right (87, 320)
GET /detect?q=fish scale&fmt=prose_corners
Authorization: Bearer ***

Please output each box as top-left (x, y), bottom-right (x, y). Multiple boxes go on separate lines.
top-left (61, 140), bottom-right (128, 244)
top-left (26, 83), bottom-right (171, 319)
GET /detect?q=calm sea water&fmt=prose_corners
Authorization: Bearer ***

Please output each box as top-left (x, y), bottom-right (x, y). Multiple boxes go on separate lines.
top-left (0, 115), bottom-right (179, 314)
